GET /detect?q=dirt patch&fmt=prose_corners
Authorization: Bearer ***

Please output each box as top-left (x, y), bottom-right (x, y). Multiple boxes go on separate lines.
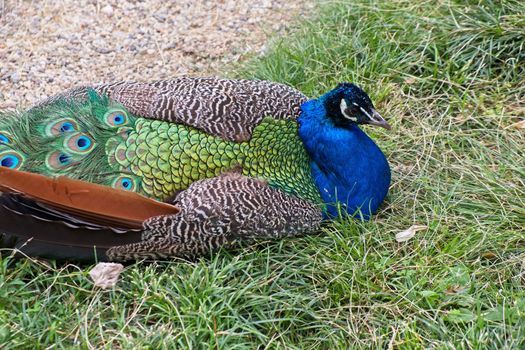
top-left (0, 0), bottom-right (311, 109)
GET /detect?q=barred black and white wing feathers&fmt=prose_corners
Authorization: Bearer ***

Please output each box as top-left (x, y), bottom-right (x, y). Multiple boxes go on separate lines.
top-left (107, 172), bottom-right (323, 261)
top-left (34, 77), bottom-right (308, 142)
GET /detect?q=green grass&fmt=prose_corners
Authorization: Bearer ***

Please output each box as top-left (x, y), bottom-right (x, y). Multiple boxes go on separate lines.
top-left (1, 0), bottom-right (525, 348)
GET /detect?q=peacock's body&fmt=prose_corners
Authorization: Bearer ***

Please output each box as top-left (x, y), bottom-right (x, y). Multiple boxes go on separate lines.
top-left (0, 77), bottom-right (391, 261)
top-left (0, 92), bottom-right (320, 204)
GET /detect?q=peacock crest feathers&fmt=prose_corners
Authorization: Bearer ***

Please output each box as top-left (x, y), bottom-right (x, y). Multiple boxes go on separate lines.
top-left (0, 90), bottom-right (139, 191)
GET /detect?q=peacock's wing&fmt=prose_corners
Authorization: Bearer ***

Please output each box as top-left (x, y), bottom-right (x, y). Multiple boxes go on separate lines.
top-left (107, 171), bottom-right (323, 261)
top-left (0, 169), bottom-right (322, 262)
top-left (0, 167), bottom-right (179, 261)
top-left (32, 77), bottom-right (308, 142)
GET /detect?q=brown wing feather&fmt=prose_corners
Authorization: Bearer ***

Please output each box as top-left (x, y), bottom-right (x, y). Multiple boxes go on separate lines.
top-left (0, 193), bottom-right (142, 261)
top-left (0, 167), bottom-right (179, 229)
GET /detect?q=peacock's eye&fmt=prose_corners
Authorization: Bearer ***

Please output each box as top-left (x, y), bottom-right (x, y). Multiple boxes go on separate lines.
top-left (1, 155), bottom-right (18, 168)
top-left (76, 136), bottom-right (91, 150)
top-left (0, 152), bottom-right (23, 169)
top-left (64, 133), bottom-right (95, 154)
top-left (0, 134), bottom-right (10, 144)
top-left (114, 114), bottom-right (125, 125)
top-left (46, 151), bottom-right (73, 170)
top-left (122, 179), bottom-right (132, 189)
top-left (112, 176), bottom-right (137, 191)
top-left (60, 122), bottom-right (75, 133)
top-left (45, 118), bottom-right (79, 137)
top-left (58, 153), bottom-right (71, 164)
top-left (104, 110), bottom-right (129, 128)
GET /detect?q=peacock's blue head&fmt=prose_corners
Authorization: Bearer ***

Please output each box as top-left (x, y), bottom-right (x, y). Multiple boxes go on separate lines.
top-left (321, 83), bottom-right (391, 130)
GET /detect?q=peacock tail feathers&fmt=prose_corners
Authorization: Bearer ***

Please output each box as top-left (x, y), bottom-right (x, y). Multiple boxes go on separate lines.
top-left (0, 91), bottom-right (140, 192)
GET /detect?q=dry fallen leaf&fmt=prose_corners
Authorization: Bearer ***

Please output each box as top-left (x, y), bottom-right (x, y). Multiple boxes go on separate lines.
top-left (481, 252), bottom-right (497, 260)
top-left (509, 120), bottom-right (525, 129)
top-left (445, 285), bottom-right (467, 295)
top-left (89, 262), bottom-right (124, 289)
top-left (395, 225), bottom-right (428, 242)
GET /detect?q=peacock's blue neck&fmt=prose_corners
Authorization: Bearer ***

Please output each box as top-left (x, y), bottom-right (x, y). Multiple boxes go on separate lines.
top-left (298, 98), bottom-right (391, 220)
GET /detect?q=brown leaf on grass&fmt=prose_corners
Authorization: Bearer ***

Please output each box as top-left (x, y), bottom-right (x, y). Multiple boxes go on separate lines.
top-left (509, 120), bottom-right (525, 129)
top-left (445, 285), bottom-right (467, 295)
top-left (481, 252), bottom-right (498, 260)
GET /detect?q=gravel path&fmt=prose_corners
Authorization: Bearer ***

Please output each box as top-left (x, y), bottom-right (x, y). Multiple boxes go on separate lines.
top-left (0, 0), bottom-right (310, 109)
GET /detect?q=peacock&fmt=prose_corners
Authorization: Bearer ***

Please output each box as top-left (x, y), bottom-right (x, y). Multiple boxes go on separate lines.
top-left (0, 77), bottom-right (391, 262)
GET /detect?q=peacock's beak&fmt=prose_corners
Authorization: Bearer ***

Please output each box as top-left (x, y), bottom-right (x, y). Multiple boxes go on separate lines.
top-left (368, 109), bottom-right (391, 130)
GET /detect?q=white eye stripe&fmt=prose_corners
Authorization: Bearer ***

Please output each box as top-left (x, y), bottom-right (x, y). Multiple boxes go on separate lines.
top-left (340, 99), bottom-right (358, 122)
top-left (340, 99), bottom-right (348, 110)
top-left (359, 106), bottom-right (373, 119)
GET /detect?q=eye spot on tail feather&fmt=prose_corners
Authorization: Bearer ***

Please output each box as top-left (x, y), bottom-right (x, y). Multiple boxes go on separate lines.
top-left (0, 133), bottom-right (12, 145)
top-left (64, 133), bottom-right (95, 154)
top-left (104, 109), bottom-right (129, 128)
top-left (0, 152), bottom-right (24, 169)
top-left (44, 118), bottom-right (79, 137)
top-left (46, 151), bottom-right (73, 170)
top-left (112, 176), bottom-right (138, 191)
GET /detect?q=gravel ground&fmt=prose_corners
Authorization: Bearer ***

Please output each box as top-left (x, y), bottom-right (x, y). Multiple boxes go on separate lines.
top-left (0, 0), bottom-right (311, 109)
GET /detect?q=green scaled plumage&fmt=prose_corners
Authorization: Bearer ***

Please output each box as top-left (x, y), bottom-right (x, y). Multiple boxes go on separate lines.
top-left (0, 91), bottom-right (321, 203)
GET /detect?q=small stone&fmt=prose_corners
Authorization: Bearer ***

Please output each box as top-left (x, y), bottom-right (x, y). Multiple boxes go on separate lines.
top-left (153, 13), bottom-right (167, 22)
top-left (9, 72), bottom-right (20, 83)
top-left (95, 47), bottom-right (113, 54)
top-left (101, 5), bottom-right (114, 16)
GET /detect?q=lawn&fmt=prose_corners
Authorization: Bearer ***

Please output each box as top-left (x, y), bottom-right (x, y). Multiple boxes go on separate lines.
top-left (1, 0), bottom-right (524, 348)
